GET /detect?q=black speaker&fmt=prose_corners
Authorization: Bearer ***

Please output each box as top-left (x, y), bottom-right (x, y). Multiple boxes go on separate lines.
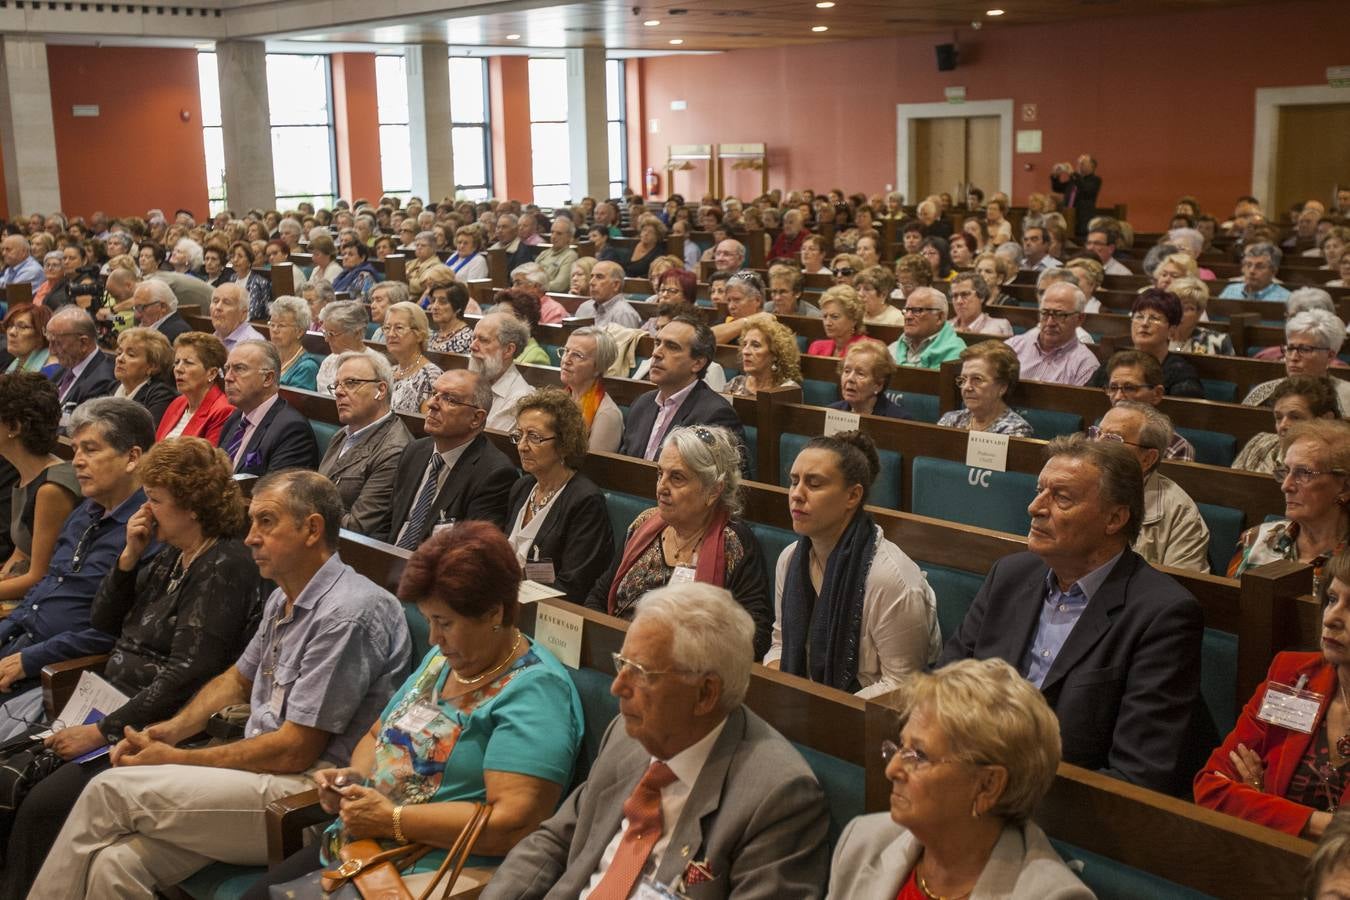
top-left (935, 43), bottom-right (958, 71)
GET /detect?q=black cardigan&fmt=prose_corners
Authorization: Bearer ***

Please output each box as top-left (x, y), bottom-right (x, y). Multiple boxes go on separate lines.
top-left (506, 473), bottom-right (614, 607)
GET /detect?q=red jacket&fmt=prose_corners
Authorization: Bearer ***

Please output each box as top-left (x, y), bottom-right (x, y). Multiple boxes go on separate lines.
top-left (155, 383), bottom-right (236, 446)
top-left (770, 229), bottom-right (807, 260)
top-left (1194, 651), bottom-right (1346, 836)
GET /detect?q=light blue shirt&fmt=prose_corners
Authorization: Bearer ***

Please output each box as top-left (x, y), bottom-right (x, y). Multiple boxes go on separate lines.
top-left (0, 255), bottom-right (43, 290)
top-left (1217, 280), bottom-right (1291, 301)
top-left (1020, 550), bottom-right (1124, 688)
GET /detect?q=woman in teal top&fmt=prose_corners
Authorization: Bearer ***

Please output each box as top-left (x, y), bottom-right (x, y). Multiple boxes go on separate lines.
top-left (247, 522), bottom-right (583, 898)
top-left (267, 295), bottom-right (322, 392)
top-left (3, 305), bottom-right (52, 374)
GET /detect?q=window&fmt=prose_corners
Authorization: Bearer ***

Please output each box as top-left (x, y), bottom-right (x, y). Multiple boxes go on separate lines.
top-left (375, 55), bottom-right (412, 202)
top-left (607, 59), bottom-right (627, 199)
top-left (450, 57), bottom-right (492, 200)
top-left (197, 53), bottom-right (226, 215)
top-left (267, 54), bottom-right (337, 210)
top-left (529, 58), bottom-right (570, 208)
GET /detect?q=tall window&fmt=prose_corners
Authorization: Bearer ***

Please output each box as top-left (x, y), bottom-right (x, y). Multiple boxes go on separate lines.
top-left (375, 55), bottom-right (412, 202)
top-left (197, 53), bottom-right (226, 214)
top-left (267, 54), bottom-right (337, 210)
top-left (450, 57), bottom-right (492, 200)
top-left (528, 58), bottom-right (570, 208)
top-left (607, 60), bottom-right (627, 199)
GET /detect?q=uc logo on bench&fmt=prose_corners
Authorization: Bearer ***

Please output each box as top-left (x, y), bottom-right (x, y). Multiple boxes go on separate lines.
top-left (967, 469), bottom-right (993, 488)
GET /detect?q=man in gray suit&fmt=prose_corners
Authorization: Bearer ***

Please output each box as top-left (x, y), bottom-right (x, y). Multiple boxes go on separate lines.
top-left (317, 351), bottom-right (412, 538)
top-left (483, 583), bottom-right (830, 900)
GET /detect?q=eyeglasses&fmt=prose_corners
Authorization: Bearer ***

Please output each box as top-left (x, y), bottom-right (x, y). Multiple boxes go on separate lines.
top-left (5, 322), bottom-right (34, 332)
top-left (1131, 312), bottom-right (1170, 326)
top-left (44, 330), bottom-right (82, 340)
top-left (267, 319), bottom-right (299, 330)
top-left (950, 289), bottom-right (978, 300)
top-left (223, 363), bottom-right (273, 377)
top-left (429, 391), bottom-right (480, 410)
top-left (1037, 309), bottom-right (1077, 322)
top-left (68, 520), bottom-right (101, 573)
top-left (903, 307), bottom-right (944, 317)
top-left (383, 324), bottom-right (413, 337)
top-left (834, 267), bottom-right (857, 277)
top-left (328, 377), bottom-right (381, 395)
top-left (508, 429), bottom-right (557, 447)
top-left (656, 285), bottom-right (684, 296)
top-left (1274, 465), bottom-right (1346, 486)
top-left (1284, 344), bottom-right (1329, 357)
top-left (954, 374), bottom-right (992, 388)
top-left (558, 347), bottom-right (591, 362)
top-left (1094, 431), bottom-right (1142, 448)
top-left (1105, 382), bottom-right (1151, 395)
top-left (611, 652), bottom-right (692, 686)
top-left (880, 740), bottom-right (963, 773)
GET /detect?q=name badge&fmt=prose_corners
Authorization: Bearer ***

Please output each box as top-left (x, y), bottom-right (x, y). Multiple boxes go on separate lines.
top-left (1256, 681), bottom-right (1324, 733)
top-left (635, 879), bottom-right (685, 900)
top-left (268, 683), bottom-right (286, 718)
top-left (393, 702), bottom-right (441, 734)
top-left (669, 566), bottom-right (696, 585)
top-left (524, 560), bottom-right (556, 584)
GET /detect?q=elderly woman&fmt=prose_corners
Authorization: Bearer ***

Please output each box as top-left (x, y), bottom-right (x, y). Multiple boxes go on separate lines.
top-left (333, 240), bottom-right (380, 301)
top-left (855, 265), bottom-right (904, 326)
top-left (2, 304), bottom-right (52, 373)
top-left (1227, 421), bottom-right (1350, 593)
top-left (137, 241), bottom-right (165, 276)
top-left (725, 313), bottom-right (801, 397)
top-left (855, 233), bottom-right (883, 270)
top-left (1152, 251), bottom-right (1198, 294)
top-left (445, 225), bottom-right (489, 282)
top-left (492, 289), bottom-right (550, 366)
top-left (938, 341), bottom-right (1034, 437)
top-left (156, 332), bottom-right (235, 444)
top-left (808, 285), bottom-right (870, 358)
top-left (948, 232), bottom-right (977, 270)
top-left (504, 388), bottom-right (613, 605)
top-left (800, 234), bottom-right (831, 276)
top-left (202, 244), bottom-right (231, 288)
top-left (1167, 275), bottom-right (1234, 356)
top-left (169, 238), bottom-right (204, 277)
top-left (1063, 256), bottom-right (1105, 313)
top-left (830, 340), bottom-right (911, 419)
top-left (559, 326), bottom-right (621, 453)
top-left (1089, 289), bottom-right (1204, 398)
top-left (568, 255), bottom-right (597, 296)
top-left (405, 230), bottom-right (441, 296)
top-left (1233, 376), bottom-right (1340, 474)
top-left (973, 252), bottom-right (1016, 307)
top-left (371, 235), bottom-right (398, 261)
top-left (919, 236), bottom-right (955, 282)
top-left (765, 264), bottom-right (819, 318)
top-left (314, 300), bottom-right (373, 397)
top-left (623, 216), bottom-right (666, 278)
top-left (32, 251), bottom-right (64, 306)
top-left (425, 281), bottom-right (474, 354)
top-left (1306, 805), bottom-right (1350, 897)
top-left (1317, 226), bottom-right (1349, 270)
top-left (385, 300), bottom-right (443, 414)
top-left (304, 234), bottom-right (342, 288)
top-left (767, 431), bottom-right (940, 696)
top-left (950, 269), bottom-right (1013, 337)
top-left (0, 436), bottom-right (265, 897)
top-left (113, 327), bottom-right (178, 424)
top-left (585, 425), bottom-right (772, 658)
top-left (245, 521), bottom-right (583, 898)
top-left (368, 281), bottom-right (405, 342)
top-left (266, 296), bottom-right (322, 391)
top-left (1242, 309), bottom-right (1350, 413)
top-left (535, 218), bottom-right (578, 292)
top-left (829, 658), bottom-right (1088, 898)
top-left (830, 252), bottom-right (864, 286)
top-left (1254, 288), bottom-right (1342, 362)
top-left (893, 252), bottom-right (934, 301)
top-left (0, 374), bottom-right (80, 608)
top-left (263, 240), bottom-right (290, 269)
top-left (228, 240), bottom-right (271, 321)
top-left (985, 199), bottom-right (1014, 244)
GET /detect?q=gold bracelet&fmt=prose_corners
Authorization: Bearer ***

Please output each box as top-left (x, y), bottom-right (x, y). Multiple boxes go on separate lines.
top-left (392, 804), bottom-right (407, 844)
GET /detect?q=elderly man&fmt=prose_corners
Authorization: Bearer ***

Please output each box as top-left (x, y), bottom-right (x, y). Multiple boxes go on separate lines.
top-left (30, 471), bottom-right (410, 898)
top-left (483, 583), bottom-right (830, 900)
top-left (45, 307), bottom-right (117, 409)
top-left (1084, 226), bottom-right (1132, 276)
top-left (317, 351), bottom-right (413, 538)
top-left (1005, 282), bottom-right (1099, 386)
top-left (713, 239), bottom-right (748, 274)
top-left (940, 435), bottom-right (1205, 795)
top-left (0, 235), bottom-right (43, 290)
top-left (1219, 243), bottom-right (1291, 301)
top-left (1242, 309), bottom-right (1350, 413)
top-left (619, 314), bottom-right (748, 475)
top-left (132, 278), bottom-right (190, 342)
top-left (887, 286), bottom-right (966, 369)
top-left (769, 208), bottom-right (807, 260)
top-left (386, 368), bottom-right (515, 548)
top-left (490, 212), bottom-right (532, 272)
top-left (1020, 224), bottom-right (1060, 271)
top-left (593, 199), bottom-right (623, 238)
top-left (217, 341), bottom-right (320, 476)
top-left (518, 211), bottom-right (546, 246)
top-left (1090, 350), bottom-right (1196, 460)
top-left (535, 217), bottom-right (579, 293)
top-left (210, 282), bottom-right (265, 349)
top-left (1094, 403), bottom-right (1209, 573)
top-left (0, 399), bottom-right (153, 737)
top-left (578, 260), bottom-right (642, 328)
top-left (470, 311), bottom-right (533, 431)
top-left (511, 262), bottom-right (569, 324)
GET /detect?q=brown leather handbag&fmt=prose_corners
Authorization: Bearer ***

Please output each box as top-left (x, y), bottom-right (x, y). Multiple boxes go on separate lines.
top-left (320, 802), bottom-right (493, 900)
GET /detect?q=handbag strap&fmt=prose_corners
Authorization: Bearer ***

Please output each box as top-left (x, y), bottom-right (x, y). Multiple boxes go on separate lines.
top-left (322, 840), bottom-right (432, 887)
top-left (416, 802), bottom-right (494, 900)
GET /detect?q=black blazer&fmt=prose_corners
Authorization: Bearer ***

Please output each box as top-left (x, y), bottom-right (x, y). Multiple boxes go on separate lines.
top-left (618, 380), bottom-right (750, 477)
top-left (131, 379), bottom-right (179, 427)
top-left (505, 474), bottom-right (614, 605)
top-left (154, 312), bottom-right (192, 344)
top-left (54, 350), bottom-right (118, 409)
top-left (386, 434), bottom-right (517, 546)
top-left (217, 396), bottom-right (320, 475)
top-left (938, 549), bottom-right (1208, 796)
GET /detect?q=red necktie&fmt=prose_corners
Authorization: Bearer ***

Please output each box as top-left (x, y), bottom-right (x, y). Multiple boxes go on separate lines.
top-left (589, 761), bottom-right (678, 900)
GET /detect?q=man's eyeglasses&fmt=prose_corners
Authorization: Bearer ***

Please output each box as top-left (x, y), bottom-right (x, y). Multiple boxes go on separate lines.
top-left (429, 391), bottom-right (480, 411)
top-left (903, 307), bottom-right (943, 317)
top-left (508, 429), bottom-right (557, 447)
top-left (1274, 465), bottom-right (1345, 486)
top-left (328, 378), bottom-right (381, 395)
top-left (611, 652), bottom-right (692, 686)
top-left (1037, 309), bottom-right (1077, 322)
top-left (1105, 382), bottom-right (1151, 395)
top-left (1284, 344), bottom-right (1329, 357)
top-left (1093, 431), bottom-right (1142, 448)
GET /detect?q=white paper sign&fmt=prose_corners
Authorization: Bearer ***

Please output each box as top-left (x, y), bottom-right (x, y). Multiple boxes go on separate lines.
top-left (534, 603), bottom-right (584, 669)
top-left (966, 431), bottom-right (1009, 473)
top-left (518, 579), bottom-right (566, 605)
top-left (1015, 129), bottom-right (1042, 153)
top-left (823, 409), bottom-right (861, 436)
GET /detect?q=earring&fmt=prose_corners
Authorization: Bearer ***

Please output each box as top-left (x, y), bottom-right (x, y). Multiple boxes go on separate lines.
top-left (971, 802), bottom-right (981, 819)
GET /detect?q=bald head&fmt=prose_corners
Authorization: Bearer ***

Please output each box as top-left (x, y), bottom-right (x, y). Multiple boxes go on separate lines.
top-left (106, 268), bottom-right (139, 302)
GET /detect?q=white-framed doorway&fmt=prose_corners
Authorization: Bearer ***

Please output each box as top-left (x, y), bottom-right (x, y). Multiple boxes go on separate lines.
top-left (895, 99), bottom-right (1013, 202)
top-left (1252, 85), bottom-right (1350, 210)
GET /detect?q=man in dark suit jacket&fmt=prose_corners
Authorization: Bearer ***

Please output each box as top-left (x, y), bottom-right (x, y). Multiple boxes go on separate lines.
top-left (618, 314), bottom-right (749, 477)
top-left (939, 434), bottom-right (1206, 796)
top-left (386, 368), bottom-right (516, 549)
top-left (482, 583), bottom-right (829, 900)
top-left (131, 279), bottom-right (191, 344)
top-left (217, 341), bottom-right (320, 476)
top-left (1052, 155), bottom-right (1103, 237)
top-left (46, 307), bottom-right (117, 411)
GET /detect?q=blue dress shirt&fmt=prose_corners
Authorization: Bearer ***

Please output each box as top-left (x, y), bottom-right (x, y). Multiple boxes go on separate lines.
top-left (1021, 550), bottom-right (1124, 688)
top-left (1217, 281), bottom-right (1291, 301)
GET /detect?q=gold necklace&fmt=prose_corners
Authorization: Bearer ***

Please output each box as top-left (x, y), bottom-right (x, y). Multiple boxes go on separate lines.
top-left (396, 354), bottom-right (426, 378)
top-left (452, 631), bottom-right (522, 685)
top-left (665, 526), bottom-right (703, 566)
top-left (915, 862), bottom-right (973, 900)
top-left (280, 346), bottom-right (304, 373)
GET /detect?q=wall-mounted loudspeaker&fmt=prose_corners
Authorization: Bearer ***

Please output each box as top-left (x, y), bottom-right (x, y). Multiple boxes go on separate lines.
top-left (935, 43), bottom-right (958, 71)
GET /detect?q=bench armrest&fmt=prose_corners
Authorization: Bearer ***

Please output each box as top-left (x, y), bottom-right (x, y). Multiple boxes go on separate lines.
top-left (41, 654), bottom-right (110, 719)
top-left (265, 789), bottom-right (330, 865)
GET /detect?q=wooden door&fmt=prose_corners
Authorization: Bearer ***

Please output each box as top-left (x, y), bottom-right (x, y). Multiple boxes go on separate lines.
top-left (910, 115), bottom-right (1000, 200)
top-left (965, 115), bottom-right (1000, 198)
top-left (1274, 103), bottom-right (1350, 215)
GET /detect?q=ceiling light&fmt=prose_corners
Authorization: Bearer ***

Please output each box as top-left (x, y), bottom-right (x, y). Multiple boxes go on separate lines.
top-left (986, 8), bottom-right (1004, 15)
top-left (505, 33), bottom-right (521, 39)
top-left (815, 1), bottom-right (835, 7)
top-left (644, 19), bottom-right (660, 26)
top-left (669, 38), bottom-right (684, 44)
top-left (811, 25), bottom-right (828, 31)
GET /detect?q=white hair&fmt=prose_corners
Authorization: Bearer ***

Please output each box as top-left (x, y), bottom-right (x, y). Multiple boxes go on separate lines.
top-left (632, 583), bottom-right (754, 712)
top-left (1286, 309), bottom-right (1346, 356)
top-left (1166, 227), bottom-right (1204, 257)
top-left (1287, 287), bottom-right (1335, 318)
top-left (334, 349), bottom-right (394, 399)
top-left (268, 295), bottom-right (311, 328)
top-left (141, 278), bottom-right (178, 313)
top-left (174, 238), bottom-right (204, 272)
top-left (661, 425), bottom-right (743, 516)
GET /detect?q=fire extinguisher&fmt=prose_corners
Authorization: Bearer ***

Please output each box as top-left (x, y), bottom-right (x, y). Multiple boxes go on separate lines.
top-left (645, 167), bottom-right (660, 197)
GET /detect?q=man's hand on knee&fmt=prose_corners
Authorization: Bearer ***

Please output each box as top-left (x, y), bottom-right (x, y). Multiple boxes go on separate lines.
top-left (112, 726), bottom-right (185, 768)
top-left (0, 653), bottom-right (26, 692)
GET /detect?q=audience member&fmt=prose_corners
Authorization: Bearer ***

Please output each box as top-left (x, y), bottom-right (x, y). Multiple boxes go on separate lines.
top-left (766, 264), bottom-right (820, 317)
top-left (535, 217), bottom-right (578, 292)
top-left (265, 295), bottom-right (321, 391)
top-left (510, 262), bottom-right (569, 325)
top-left (1084, 225), bottom-right (1132, 275)
top-left (1005, 282), bottom-right (1098, 386)
top-left (1020, 224), bottom-right (1060, 271)
top-left (228, 240), bottom-right (272, 319)
top-left (941, 435), bottom-right (1206, 795)
top-left (938, 340), bottom-right (1034, 436)
top-left (1063, 256), bottom-right (1106, 311)
top-left (559, 326), bottom-right (622, 453)
top-left (446, 225), bottom-right (489, 282)
top-left (1242, 310), bottom-right (1350, 413)
top-left (808, 284), bottom-right (870, 357)
top-left (156, 332), bottom-right (234, 444)
top-left (313, 299), bottom-right (374, 396)
top-left (1233, 376), bottom-right (1340, 475)
top-left (217, 340), bottom-right (320, 476)
top-left (2, 304), bottom-right (51, 373)
top-left (949, 269), bottom-right (1012, 336)
top-left (384, 300), bottom-right (443, 414)
top-left (1089, 349), bottom-right (1197, 460)
top-left (889, 286), bottom-right (966, 369)
top-left (425, 280), bottom-right (474, 353)
top-left (1219, 243), bottom-right (1292, 301)
top-left (332, 239), bottom-right (380, 302)
top-left (131, 277), bottom-right (191, 343)
top-left (577, 260), bottom-right (641, 327)
top-left (209, 282), bottom-right (265, 350)
top-left (855, 265), bottom-right (903, 326)
top-left (1168, 275), bottom-right (1234, 355)
top-left (829, 340), bottom-right (909, 419)
top-left (403, 230), bottom-right (440, 296)
top-left (470, 311), bottom-right (533, 430)
top-left (45, 306), bottom-right (117, 412)
top-left (492, 288), bottom-right (551, 365)
top-left (1089, 289), bottom-right (1204, 397)
top-left (112, 326), bottom-right (178, 424)
top-left (725, 313), bottom-right (801, 397)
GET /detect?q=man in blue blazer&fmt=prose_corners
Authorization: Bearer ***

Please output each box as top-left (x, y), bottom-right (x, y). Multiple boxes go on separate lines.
top-left (939, 434), bottom-right (1208, 796)
top-left (217, 341), bottom-right (319, 476)
top-left (618, 314), bottom-right (749, 477)
top-left (46, 307), bottom-right (117, 412)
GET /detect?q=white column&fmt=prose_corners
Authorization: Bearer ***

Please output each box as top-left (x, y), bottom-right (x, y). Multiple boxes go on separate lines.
top-left (0, 36), bottom-right (62, 214)
top-left (216, 41), bottom-right (275, 212)
top-left (405, 43), bottom-right (454, 202)
top-left (565, 47), bottom-right (609, 201)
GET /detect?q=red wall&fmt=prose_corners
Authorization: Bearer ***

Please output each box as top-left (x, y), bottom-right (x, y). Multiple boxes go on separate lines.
top-left (46, 45), bottom-right (208, 221)
top-left (640, 0), bottom-right (1350, 229)
top-left (489, 56), bottom-right (534, 203)
top-left (331, 53), bottom-right (383, 203)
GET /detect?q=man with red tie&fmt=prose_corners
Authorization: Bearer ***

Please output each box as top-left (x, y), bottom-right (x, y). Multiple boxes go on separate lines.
top-left (483, 583), bottom-right (830, 899)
